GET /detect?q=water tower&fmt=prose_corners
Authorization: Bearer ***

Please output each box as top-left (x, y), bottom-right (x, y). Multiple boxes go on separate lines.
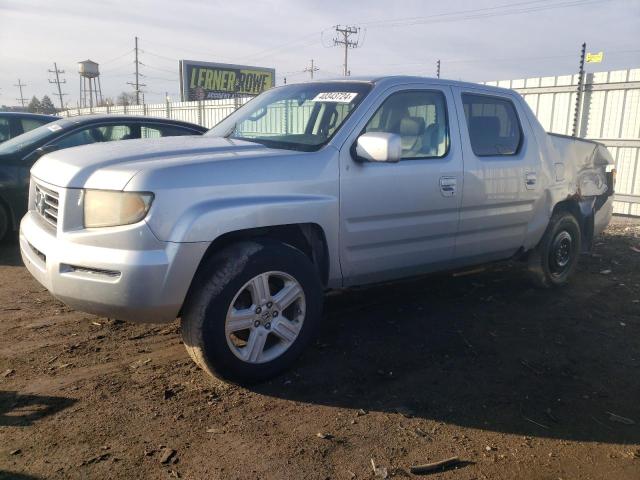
top-left (78, 60), bottom-right (103, 108)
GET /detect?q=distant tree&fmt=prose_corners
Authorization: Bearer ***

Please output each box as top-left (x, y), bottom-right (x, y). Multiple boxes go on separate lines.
top-left (27, 96), bottom-right (42, 113)
top-left (40, 95), bottom-right (57, 114)
top-left (98, 97), bottom-right (114, 107)
top-left (116, 92), bottom-right (134, 106)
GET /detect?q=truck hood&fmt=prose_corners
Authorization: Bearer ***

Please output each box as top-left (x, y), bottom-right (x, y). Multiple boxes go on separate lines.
top-left (30, 136), bottom-right (275, 189)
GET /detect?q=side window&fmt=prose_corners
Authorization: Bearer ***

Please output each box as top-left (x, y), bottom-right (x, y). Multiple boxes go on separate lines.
top-left (53, 124), bottom-right (134, 149)
top-left (21, 118), bottom-right (48, 134)
top-left (363, 90), bottom-right (449, 159)
top-left (96, 125), bottom-right (134, 141)
top-left (462, 94), bottom-right (522, 156)
top-left (52, 128), bottom-right (101, 149)
top-left (141, 125), bottom-right (197, 138)
top-left (0, 118), bottom-right (10, 142)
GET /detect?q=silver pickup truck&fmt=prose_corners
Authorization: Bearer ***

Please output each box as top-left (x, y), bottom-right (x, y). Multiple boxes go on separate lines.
top-left (20, 76), bottom-right (614, 382)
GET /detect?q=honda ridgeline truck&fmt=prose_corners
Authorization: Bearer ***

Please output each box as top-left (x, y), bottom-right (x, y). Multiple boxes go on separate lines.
top-left (20, 77), bottom-right (615, 382)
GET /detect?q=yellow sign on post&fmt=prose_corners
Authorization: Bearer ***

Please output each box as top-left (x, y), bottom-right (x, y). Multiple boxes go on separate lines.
top-left (586, 51), bottom-right (604, 63)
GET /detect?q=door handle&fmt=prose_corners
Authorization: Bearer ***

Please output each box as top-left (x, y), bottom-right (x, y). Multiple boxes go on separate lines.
top-left (439, 176), bottom-right (457, 197)
top-left (525, 172), bottom-right (537, 190)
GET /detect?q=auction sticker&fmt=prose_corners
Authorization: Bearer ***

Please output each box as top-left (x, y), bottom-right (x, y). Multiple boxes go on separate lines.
top-left (312, 92), bottom-right (358, 103)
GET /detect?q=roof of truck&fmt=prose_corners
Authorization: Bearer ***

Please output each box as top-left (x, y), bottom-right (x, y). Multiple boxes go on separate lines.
top-left (295, 75), bottom-right (515, 94)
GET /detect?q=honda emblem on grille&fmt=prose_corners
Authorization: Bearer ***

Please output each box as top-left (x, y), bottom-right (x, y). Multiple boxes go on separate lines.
top-left (35, 189), bottom-right (46, 215)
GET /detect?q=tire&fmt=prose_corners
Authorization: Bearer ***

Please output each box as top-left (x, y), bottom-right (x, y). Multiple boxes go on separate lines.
top-left (181, 240), bottom-right (323, 384)
top-left (528, 211), bottom-right (581, 288)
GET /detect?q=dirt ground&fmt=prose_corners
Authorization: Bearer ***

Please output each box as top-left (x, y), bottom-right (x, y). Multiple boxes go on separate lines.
top-left (1, 218), bottom-right (639, 480)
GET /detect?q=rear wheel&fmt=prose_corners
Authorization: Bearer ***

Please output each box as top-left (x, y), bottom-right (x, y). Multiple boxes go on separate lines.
top-left (181, 240), bottom-right (323, 383)
top-left (528, 211), bottom-right (581, 288)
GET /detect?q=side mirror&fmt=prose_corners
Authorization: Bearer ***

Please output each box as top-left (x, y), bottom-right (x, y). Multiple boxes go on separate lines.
top-left (355, 132), bottom-right (402, 163)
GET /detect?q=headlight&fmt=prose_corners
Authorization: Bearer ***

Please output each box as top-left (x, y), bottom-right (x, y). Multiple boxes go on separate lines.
top-left (84, 190), bottom-right (154, 228)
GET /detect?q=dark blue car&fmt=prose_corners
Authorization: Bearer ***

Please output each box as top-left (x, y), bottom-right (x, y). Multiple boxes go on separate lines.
top-left (0, 114), bottom-right (207, 239)
top-left (0, 112), bottom-right (60, 143)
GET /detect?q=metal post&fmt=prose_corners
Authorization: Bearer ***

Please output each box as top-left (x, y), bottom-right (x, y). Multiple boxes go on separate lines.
top-left (572, 42), bottom-right (586, 137)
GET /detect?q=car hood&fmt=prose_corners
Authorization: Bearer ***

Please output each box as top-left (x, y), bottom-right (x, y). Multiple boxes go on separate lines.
top-left (30, 136), bottom-right (280, 189)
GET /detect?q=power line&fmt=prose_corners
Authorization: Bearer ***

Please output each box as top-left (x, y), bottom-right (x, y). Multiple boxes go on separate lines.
top-left (238, 30), bottom-right (328, 61)
top-left (102, 49), bottom-right (134, 65)
top-left (359, 0), bottom-right (610, 29)
top-left (48, 62), bottom-right (67, 110)
top-left (14, 79), bottom-right (26, 107)
top-left (141, 49), bottom-right (179, 63)
top-left (363, 47), bottom-right (639, 72)
top-left (333, 25), bottom-right (360, 76)
top-left (144, 63), bottom-right (179, 75)
top-left (359, 0), bottom-right (554, 26)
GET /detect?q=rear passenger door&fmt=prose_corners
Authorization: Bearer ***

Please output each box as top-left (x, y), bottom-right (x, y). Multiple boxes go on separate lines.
top-left (339, 85), bottom-right (463, 285)
top-left (453, 89), bottom-right (539, 263)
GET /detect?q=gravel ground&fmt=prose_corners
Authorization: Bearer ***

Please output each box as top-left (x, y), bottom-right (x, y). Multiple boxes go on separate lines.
top-left (1, 217), bottom-right (639, 480)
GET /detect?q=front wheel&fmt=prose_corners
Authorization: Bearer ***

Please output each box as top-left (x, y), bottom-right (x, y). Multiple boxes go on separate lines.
top-left (181, 240), bottom-right (323, 383)
top-left (528, 211), bottom-right (582, 288)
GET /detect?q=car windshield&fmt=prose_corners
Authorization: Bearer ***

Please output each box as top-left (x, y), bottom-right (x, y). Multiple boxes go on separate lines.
top-left (0, 118), bottom-right (70, 155)
top-left (206, 82), bottom-right (372, 151)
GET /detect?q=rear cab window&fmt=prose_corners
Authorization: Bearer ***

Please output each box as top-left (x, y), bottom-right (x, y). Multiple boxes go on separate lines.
top-left (0, 117), bottom-right (9, 142)
top-left (20, 118), bottom-right (50, 134)
top-left (462, 93), bottom-right (522, 156)
top-left (141, 124), bottom-right (198, 138)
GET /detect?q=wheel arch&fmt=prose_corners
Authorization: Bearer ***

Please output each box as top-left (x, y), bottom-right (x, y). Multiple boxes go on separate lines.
top-left (551, 196), bottom-right (595, 252)
top-left (179, 222), bottom-right (330, 316)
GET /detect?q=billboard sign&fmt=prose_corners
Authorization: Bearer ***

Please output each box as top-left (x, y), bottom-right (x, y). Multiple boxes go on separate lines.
top-left (179, 60), bottom-right (275, 101)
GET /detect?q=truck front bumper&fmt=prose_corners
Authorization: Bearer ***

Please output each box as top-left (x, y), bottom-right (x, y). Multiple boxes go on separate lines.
top-left (20, 211), bottom-right (208, 323)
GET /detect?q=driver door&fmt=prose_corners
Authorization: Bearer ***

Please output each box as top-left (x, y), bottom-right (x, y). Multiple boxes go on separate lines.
top-left (339, 85), bottom-right (463, 286)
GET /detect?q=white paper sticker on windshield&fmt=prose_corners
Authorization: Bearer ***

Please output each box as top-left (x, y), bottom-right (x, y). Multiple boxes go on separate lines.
top-left (312, 92), bottom-right (358, 103)
top-left (47, 124), bottom-right (62, 132)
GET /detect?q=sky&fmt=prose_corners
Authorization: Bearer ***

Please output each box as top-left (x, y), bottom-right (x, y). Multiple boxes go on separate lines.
top-left (0, 0), bottom-right (639, 107)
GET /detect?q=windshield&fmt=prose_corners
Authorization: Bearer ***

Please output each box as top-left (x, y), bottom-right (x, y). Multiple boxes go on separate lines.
top-left (0, 118), bottom-right (71, 155)
top-left (207, 82), bottom-right (372, 151)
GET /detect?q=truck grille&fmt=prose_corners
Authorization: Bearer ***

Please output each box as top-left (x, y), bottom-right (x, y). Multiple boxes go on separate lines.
top-left (34, 183), bottom-right (60, 228)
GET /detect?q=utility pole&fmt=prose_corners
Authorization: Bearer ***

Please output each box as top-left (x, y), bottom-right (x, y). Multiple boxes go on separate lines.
top-left (304, 59), bottom-right (319, 80)
top-left (14, 79), bottom-right (26, 107)
top-left (572, 42), bottom-right (586, 137)
top-left (436, 59), bottom-right (441, 79)
top-left (127, 36), bottom-right (146, 105)
top-left (48, 62), bottom-right (67, 110)
top-left (333, 25), bottom-right (360, 76)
